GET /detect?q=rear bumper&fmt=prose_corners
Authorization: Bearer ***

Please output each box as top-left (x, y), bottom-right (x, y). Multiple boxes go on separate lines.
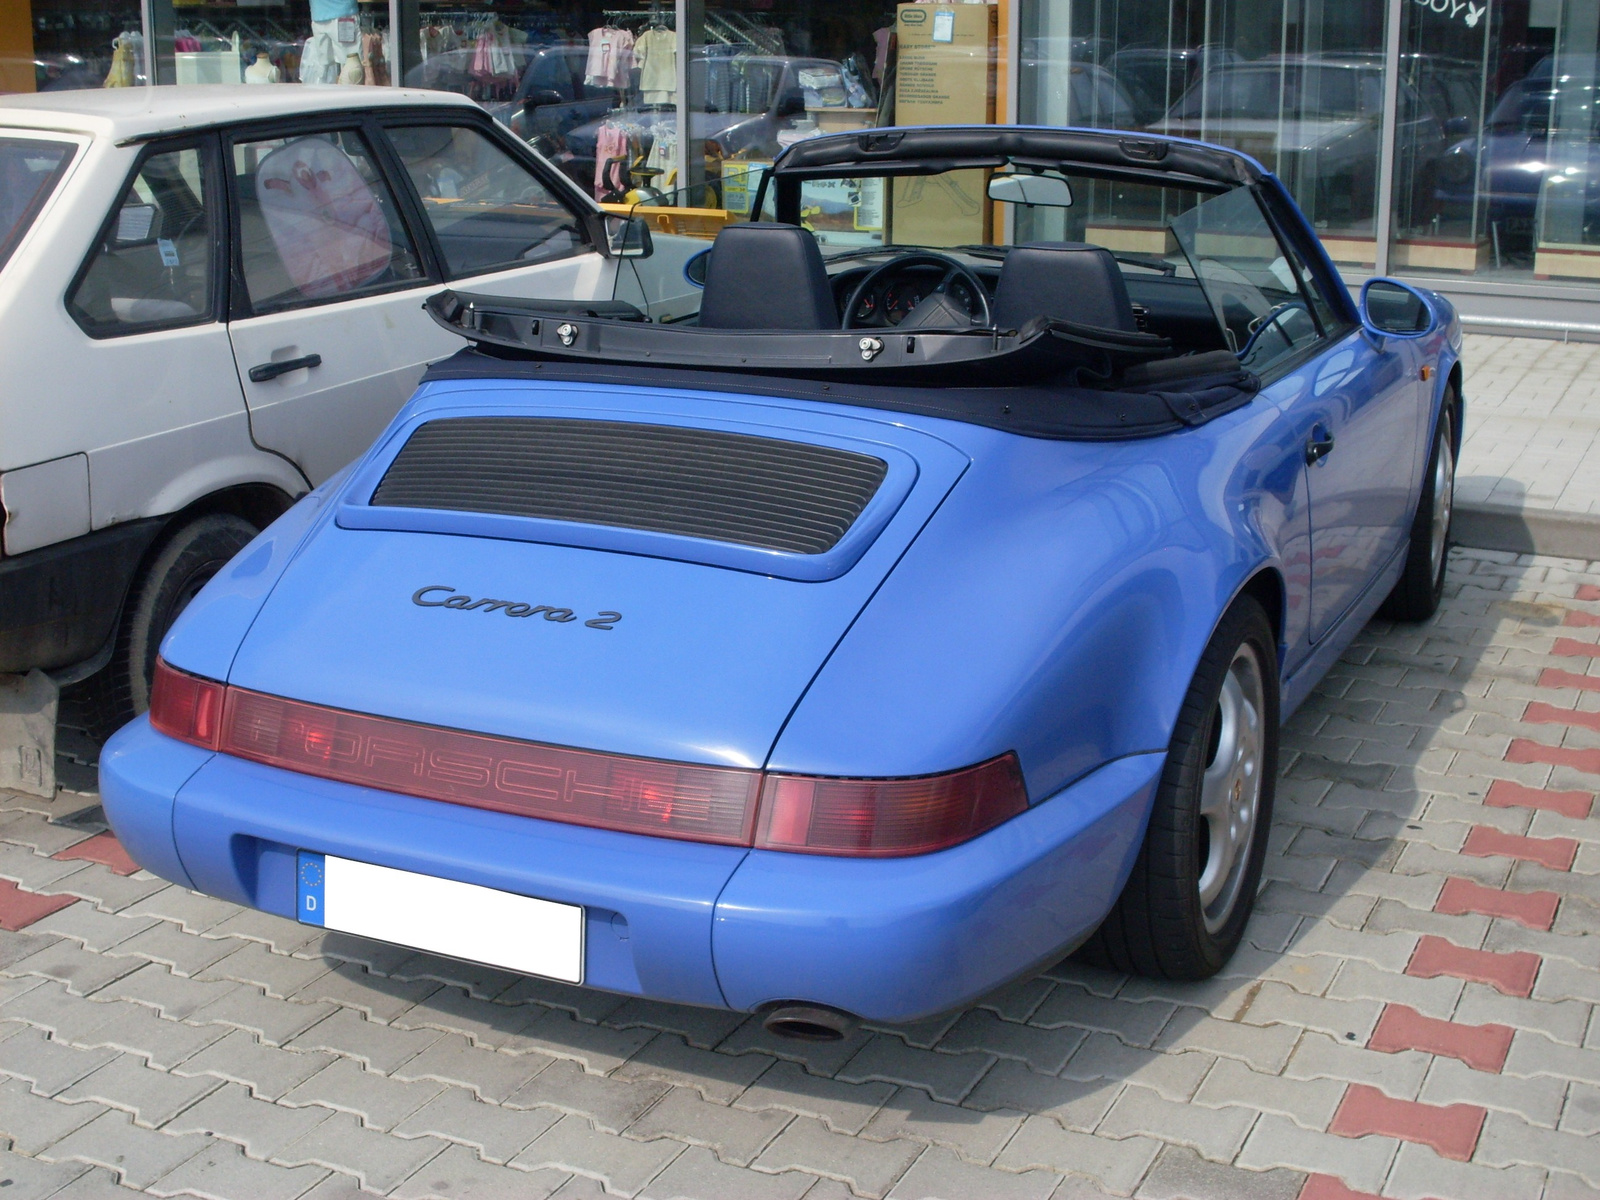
top-left (100, 716), bottom-right (1162, 1022)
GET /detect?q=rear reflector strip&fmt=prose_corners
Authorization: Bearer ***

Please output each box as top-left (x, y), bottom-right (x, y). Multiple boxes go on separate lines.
top-left (153, 660), bottom-right (1027, 856)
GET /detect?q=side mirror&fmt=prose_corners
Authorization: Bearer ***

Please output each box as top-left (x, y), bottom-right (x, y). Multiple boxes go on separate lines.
top-left (684, 246), bottom-right (710, 287)
top-left (1360, 278), bottom-right (1437, 340)
top-left (522, 87), bottom-right (565, 115)
top-left (775, 89), bottom-right (807, 120)
top-left (1443, 115), bottom-right (1472, 136)
top-left (603, 213), bottom-right (654, 259)
top-left (987, 172), bottom-right (1074, 207)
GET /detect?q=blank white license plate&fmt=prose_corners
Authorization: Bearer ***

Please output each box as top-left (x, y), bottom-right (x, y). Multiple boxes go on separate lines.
top-left (296, 852), bottom-right (583, 983)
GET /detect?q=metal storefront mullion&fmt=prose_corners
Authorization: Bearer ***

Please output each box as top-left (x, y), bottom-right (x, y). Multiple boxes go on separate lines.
top-left (1373, 0), bottom-right (1403, 277)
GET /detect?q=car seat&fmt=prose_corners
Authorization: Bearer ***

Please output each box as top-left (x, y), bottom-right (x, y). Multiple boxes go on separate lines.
top-left (697, 222), bottom-right (838, 330)
top-left (256, 136), bottom-right (393, 300)
top-left (991, 241), bottom-right (1138, 332)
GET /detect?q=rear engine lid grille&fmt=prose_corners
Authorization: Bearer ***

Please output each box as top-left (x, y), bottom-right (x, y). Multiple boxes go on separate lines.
top-left (369, 417), bottom-right (889, 556)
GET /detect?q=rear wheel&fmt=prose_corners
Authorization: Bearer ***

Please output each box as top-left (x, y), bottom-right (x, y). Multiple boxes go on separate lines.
top-left (72, 513), bottom-right (257, 740)
top-left (1380, 397), bottom-right (1455, 622)
top-left (1080, 595), bottom-right (1278, 979)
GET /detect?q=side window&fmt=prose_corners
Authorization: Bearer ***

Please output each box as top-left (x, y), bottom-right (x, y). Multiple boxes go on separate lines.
top-left (386, 124), bottom-right (585, 279)
top-left (232, 130), bottom-right (423, 314)
top-left (1169, 186), bottom-right (1325, 377)
top-left (68, 145), bottom-right (215, 336)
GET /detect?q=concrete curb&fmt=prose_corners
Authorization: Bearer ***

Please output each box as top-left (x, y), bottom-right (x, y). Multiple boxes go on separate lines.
top-left (1453, 501), bottom-right (1600, 562)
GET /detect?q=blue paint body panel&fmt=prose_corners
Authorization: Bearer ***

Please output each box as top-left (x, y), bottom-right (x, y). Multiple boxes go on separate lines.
top-left (98, 142), bottom-right (1463, 1022)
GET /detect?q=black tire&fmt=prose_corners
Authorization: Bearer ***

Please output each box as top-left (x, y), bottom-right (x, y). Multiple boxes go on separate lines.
top-left (1080, 595), bottom-right (1279, 980)
top-left (1379, 395), bottom-right (1456, 623)
top-left (71, 513), bottom-right (257, 741)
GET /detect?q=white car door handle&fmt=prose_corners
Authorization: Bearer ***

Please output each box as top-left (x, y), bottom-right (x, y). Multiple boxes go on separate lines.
top-left (249, 353), bottom-right (322, 383)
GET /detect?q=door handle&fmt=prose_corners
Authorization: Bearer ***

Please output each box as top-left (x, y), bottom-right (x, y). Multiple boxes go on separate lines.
top-left (248, 353), bottom-right (321, 383)
top-left (1305, 430), bottom-right (1336, 465)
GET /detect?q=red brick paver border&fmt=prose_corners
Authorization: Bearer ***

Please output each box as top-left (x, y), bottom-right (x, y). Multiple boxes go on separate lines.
top-left (1484, 778), bottom-right (1594, 820)
top-left (1406, 935), bottom-right (1541, 997)
top-left (1504, 737), bottom-right (1600, 776)
top-left (1460, 825), bottom-right (1579, 871)
top-left (0, 879), bottom-right (75, 931)
top-left (1366, 1002), bottom-right (1513, 1072)
top-left (52, 832), bottom-right (140, 876)
top-left (1435, 876), bottom-right (1560, 930)
top-left (1328, 1084), bottom-right (1487, 1161)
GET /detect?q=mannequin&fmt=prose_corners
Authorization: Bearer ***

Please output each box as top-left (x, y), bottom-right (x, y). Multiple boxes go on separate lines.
top-left (244, 50), bottom-right (280, 83)
top-left (307, 0), bottom-right (360, 83)
top-left (338, 52), bottom-right (364, 85)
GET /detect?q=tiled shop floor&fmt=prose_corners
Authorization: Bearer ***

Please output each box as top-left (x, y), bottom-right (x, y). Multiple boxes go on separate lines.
top-left (3, 547), bottom-right (1600, 1200)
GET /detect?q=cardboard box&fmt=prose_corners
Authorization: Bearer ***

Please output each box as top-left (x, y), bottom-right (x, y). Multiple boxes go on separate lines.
top-left (891, 3), bottom-right (996, 247)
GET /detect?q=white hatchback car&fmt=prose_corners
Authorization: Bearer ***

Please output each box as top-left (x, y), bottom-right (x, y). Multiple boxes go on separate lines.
top-left (0, 85), bottom-right (663, 733)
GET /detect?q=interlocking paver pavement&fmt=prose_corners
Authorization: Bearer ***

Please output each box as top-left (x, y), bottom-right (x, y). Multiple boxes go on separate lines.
top-left (1, 546), bottom-right (1598, 1198)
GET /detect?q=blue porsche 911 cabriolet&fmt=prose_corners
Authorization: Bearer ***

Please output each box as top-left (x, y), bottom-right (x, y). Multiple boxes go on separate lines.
top-left (101, 125), bottom-right (1459, 1039)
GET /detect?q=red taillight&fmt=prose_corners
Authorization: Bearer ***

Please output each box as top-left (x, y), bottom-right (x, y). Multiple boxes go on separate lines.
top-left (754, 755), bottom-right (1029, 856)
top-left (149, 667), bottom-right (1028, 855)
top-left (149, 659), bottom-right (224, 750)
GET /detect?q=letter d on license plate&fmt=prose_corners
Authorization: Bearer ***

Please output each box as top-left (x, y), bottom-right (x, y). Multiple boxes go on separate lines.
top-left (296, 851), bottom-right (583, 983)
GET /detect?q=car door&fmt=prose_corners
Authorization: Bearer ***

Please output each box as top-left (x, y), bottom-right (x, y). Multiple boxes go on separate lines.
top-left (224, 114), bottom-right (610, 487)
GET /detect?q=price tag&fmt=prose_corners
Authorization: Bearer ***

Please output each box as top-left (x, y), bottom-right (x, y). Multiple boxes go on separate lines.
top-left (932, 9), bottom-right (956, 42)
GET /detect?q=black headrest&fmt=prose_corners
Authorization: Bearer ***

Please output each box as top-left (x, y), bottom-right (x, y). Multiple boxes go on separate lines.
top-left (992, 242), bottom-right (1137, 333)
top-left (698, 222), bottom-right (838, 330)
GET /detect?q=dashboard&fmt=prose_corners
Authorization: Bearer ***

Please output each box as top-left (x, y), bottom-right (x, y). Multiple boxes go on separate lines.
top-left (831, 264), bottom-right (995, 327)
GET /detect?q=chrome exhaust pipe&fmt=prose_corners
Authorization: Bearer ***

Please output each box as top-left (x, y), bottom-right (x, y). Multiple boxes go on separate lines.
top-left (761, 1004), bottom-right (859, 1042)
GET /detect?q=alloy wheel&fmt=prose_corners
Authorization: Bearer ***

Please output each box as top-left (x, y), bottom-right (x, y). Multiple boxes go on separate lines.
top-left (1198, 643), bottom-right (1266, 934)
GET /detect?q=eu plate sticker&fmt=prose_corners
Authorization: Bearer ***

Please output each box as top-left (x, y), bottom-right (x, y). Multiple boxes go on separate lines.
top-left (297, 852), bottom-right (326, 926)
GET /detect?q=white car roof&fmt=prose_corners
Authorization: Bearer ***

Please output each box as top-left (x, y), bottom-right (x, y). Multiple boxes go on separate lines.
top-left (0, 85), bottom-right (480, 141)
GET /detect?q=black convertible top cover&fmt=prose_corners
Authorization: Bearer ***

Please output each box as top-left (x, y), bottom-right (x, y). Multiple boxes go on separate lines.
top-left (422, 347), bottom-right (1258, 442)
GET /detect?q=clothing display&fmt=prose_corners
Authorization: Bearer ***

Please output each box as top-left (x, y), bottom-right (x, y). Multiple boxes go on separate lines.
top-left (633, 26), bottom-right (676, 104)
top-left (585, 26), bottom-right (635, 89)
top-left (104, 34), bottom-right (137, 87)
top-left (244, 51), bottom-right (281, 84)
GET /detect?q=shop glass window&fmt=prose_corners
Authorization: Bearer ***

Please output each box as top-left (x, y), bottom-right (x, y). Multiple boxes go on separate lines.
top-left (387, 124), bottom-right (583, 278)
top-left (68, 146), bottom-right (214, 335)
top-left (232, 130), bottom-right (422, 313)
top-left (1021, 0), bottom-right (1388, 270)
top-left (0, 138), bottom-right (76, 273)
top-left (1389, 0), bottom-right (1600, 287)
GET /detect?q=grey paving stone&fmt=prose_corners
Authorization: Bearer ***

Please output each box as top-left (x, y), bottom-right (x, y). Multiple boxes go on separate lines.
top-left (1236, 981), bottom-right (1384, 1041)
top-left (20, 1165), bottom-right (129, 1200)
top-left (1384, 1140), bottom-right (1545, 1200)
top-left (836, 1034), bottom-right (993, 1105)
top-left (162, 1080), bottom-right (332, 1160)
top-left (390, 953), bottom-right (523, 1002)
top-left (972, 977), bottom-right (1056, 1024)
top-left (1233, 1114), bottom-right (1396, 1196)
top-left (59, 1052), bottom-right (221, 1127)
top-left (613, 1034), bottom-right (775, 1105)
top-left (390, 1032), bottom-right (554, 1102)
top-left (1418, 1056), bottom-right (1566, 1127)
top-left (0, 1074), bottom-right (103, 1153)
top-left (513, 1112), bottom-right (685, 1198)
top-left (0, 1024), bottom-right (118, 1096)
top-left (859, 1086), bottom-right (1024, 1165)
top-left (734, 1060), bottom-right (895, 1136)
top-left (1060, 1033), bottom-right (1213, 1102)
top-left (1151, 1014), bottom-right (1299, 1074)
top-left (1327, 959), bottom-right (1465, 1019)
top-left (20, 905), bottom-right (157, 955)
top-left (1562, 1081), bottom-right (1600, 1136)
top-left (293, 962), bottom-right (442, 1024)
top-left (392, 1085), bottom-right (560, 1162)
top-left (1478, 1108), bottom-right (1600, 1186)
top-left (716, 1018), bottom-right (874, 1078)
top-left (91, 961), bottom-right (237, 1021)
top-left (122, 888), bottom-right (242, 935)
top-left (286, 1008), bottom-right (441, 1074)
top-left (388, 985), bottom-right (540, 1051)
top-left (627, 1084), bottom-right (790, 1166)
top-left (937, 1009), bottom-right (1084, 1074)
top-left (282, 1055), bottom-right (445, 1130)
top-left (1133, 1145), bottom-right (1303, 1200)
top-left (993, 1114), bottom-right (1160, 1196)
top-left (195, 940), bottom-right (333, 998)
top-left (38, 1107), bottom-right (209, 1188)
top-left (1028, 985), bottom-right (1176, 1048)
top-left (887, 1145), bottom-right (1060, 1200)
top-left (1453, 984), bottom-right (1593, 1045)
top-left (640, 1144), bottom-right (815, 1200)
top-left (104, 922), bottom-right (238, 977)
top-left (187, 984), bottom-right (338, 1048)
top-left (170, 1028), bottom-right (335, 1101)
top-left (392, 1142), bottom-right (568, 1200)
top-left (513, 1007), bottom-right (657, 1076)
top-left (275, 1110), bottom-right (449, 1193)
top-left (753, 1115), bottom-right (921, 1200)
top-left (605, 998), bottom-right (750, 1051)
top-left (506, 1059), bottom-right (671, 1134)
top-left (1096, 1082), bottom-right (1256, 1163)
top-left (0, 1147), bottom-right (91, 1200)
top-left (148, 1138), bottom-right (331, 1200)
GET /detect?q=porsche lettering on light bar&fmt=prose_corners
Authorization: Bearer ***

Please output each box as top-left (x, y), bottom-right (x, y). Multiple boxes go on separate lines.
top-left (150, 660), bottom-right (1028, 856)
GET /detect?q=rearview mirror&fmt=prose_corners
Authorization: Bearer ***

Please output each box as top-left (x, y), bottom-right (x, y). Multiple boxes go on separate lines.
top-left (1360, 278), bottom-right (1436, 339)
top-left (603, 213), bottom-right (654, 259)
top-left (987, 172), bottom-right (1074, 207)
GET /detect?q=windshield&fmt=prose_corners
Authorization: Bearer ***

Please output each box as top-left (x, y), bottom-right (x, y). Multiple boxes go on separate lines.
top-left (604, 152), bottom-right (1338, 379)
top-left (0, 136), bottom-right (76, 274)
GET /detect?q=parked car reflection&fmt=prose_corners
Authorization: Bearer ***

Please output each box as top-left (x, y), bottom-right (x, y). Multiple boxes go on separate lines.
top-left (1104, 45), bottom-right (1238, 128)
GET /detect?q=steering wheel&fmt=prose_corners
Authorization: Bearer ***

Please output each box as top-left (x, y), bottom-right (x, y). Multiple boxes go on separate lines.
top-left (1240, 299), bottom-right (1311, 359)
top-left (841, 252), bottom-right (993, 330)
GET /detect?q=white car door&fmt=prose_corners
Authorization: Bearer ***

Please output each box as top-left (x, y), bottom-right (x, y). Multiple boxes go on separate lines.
top-left (225, 117), bottom-right (612, 487)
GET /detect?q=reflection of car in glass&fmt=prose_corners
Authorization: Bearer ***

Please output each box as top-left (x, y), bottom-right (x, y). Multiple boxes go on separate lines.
top-left (1156, 58), bottom-right (1445, 230)
top-left (1017, 58), bottom-right (1143, 129)
top-left (1435, 56), bottom-right (1600, 261)
top-left (1105, 45), bottom-right (1239, 127)
top-left (0, 85), bottom-right (664, 736)
top-left (104, 125), bottom-right (1461, 1036)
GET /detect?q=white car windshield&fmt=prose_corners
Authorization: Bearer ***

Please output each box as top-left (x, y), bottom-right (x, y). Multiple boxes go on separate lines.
top-left (0, 136), bottom-right (76, 274)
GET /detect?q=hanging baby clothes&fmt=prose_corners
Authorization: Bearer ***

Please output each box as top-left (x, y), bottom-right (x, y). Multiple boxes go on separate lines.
top-left (633, 26), bottom-right (676, 104)
top-left (104, 35), bottom-right (136, 87)
top-left (359, 32), bottom-right (388, 86)
top-left (298, 32), bottom-right (339, 84)
top-left (584, 26), bottom-right (633, 89)
top-left (593, 119), bottom-right (632, 199)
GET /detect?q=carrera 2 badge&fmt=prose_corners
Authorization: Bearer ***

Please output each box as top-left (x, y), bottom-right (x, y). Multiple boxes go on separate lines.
top-left (412, 586), bottom-right (621, 630)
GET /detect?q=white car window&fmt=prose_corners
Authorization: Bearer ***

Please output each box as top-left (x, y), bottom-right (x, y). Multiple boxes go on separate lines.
top-left (233, 130), bottom-right (423, 313)
top-left (386, 124), bottom-right (584, 279)
top-left (68, 145), bottom-right (215, 336)
top-left (0, 137), bottom-right (76, 274)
